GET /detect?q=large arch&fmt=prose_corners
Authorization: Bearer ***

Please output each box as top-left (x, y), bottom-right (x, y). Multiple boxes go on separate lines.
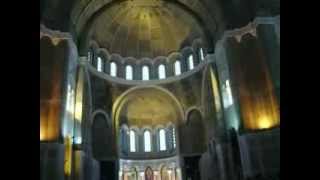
top-left (179, 108), bottom-right (206, 155)
top-left (91, 110), bottom-right (114, 159)
top-left (112, 86), bottom-right (185, 146)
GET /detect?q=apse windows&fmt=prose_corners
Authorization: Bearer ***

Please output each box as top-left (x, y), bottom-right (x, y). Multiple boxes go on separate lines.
top-left (159, 129), bottom-right (166, 151)
top-left (97, 57), bottom-right (103, 72)
top-left (129, 130), bottom-right (136, 152)
top-left (142, 65), bottom-right (150, 80)
top-left (200, 48), bottom-right (205, 61)
top-left (110, 62), bottom-right (117, 77)
top-left (144, 130), bottom-right (152, 152)
top-left (174, 61), bottom-right (181, 75)
top-left (158, 64), bottom-right (166, 79)
top-left (188, 55), bottom-right (194, 70)
top-left (126, 65), bottom-right (133, 80)
top-left (172, 127), bottom-right (176, 149)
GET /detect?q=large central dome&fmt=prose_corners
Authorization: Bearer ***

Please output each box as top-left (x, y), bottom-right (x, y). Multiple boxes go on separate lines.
top-left (87, 0), bottom-right (208, 59)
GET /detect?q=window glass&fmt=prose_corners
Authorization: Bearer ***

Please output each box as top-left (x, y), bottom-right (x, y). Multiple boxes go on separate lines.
top-left (159, 129), bottom-right (166, 151)
top-left (126, 65), bottom-right (133, 80)
top-left (110, 62), bottom-right (117, 77)
top-left (97, 57), bottom-right (103, 72)
top-left (174, 61), bottom-right (181, 75)
top-left (144, 131), bottom-right (151, 152)
top-left (142, 66), bottom-right (149, 80)
top-left (158, 64), bottom-right (166, 79)
top-left (188, 55), bottom-right (194, 70)
top-left (200, 48), bottom-right (205, 61)
top-left (130, 130), bottom-right (136, 152)
top-left (172, 127), bottom-right (176, 149)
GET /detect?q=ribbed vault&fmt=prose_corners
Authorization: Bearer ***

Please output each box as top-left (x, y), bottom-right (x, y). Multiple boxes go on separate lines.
top-left (86, 0), bottom-right (208, 59)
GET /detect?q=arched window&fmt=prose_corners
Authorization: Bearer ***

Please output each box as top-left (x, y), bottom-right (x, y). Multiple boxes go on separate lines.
top-left (129, 130), bottom-right (136, 152)
top-left (188, 55), bottom-right (194, 70)
top-left (97, 57), bottom-right (103, 72)
top-left (142, 65), bottom-right (149, 80)
top-left (144, 130), bottom-right (151, 152)
top-left (200, 48), bottom-right (205, 61)
top-left (223, 79), bottom-right (234, 108)
top-left (110, 62), bottom-right (117, 77)
top-left (174, 61), bottom-right (181, 75)
top-left (159, 129), bottom-right (166, 151)
top-left (126, 65), bottom-right (133, 80)
top-left (158, 64), bottom-right (166, 79)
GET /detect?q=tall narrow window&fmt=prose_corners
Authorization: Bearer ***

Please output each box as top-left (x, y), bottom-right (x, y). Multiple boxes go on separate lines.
top-left (110, 62), bottom-right (117, 77)
top-left (158, 64), bottom-right (166, 79)
top-left (159, 129), bottom-right (166, 151)
top-left (174, 61), bottom-right (181, 75)
top-left (223, 79), bottom-right (234, 108)
top-left (144, 130), bottom-right (151, 152)
top-left (200, 48), bottom-right (205, 61)
top-left (142, 65), bottom-right (149, 80)
top-left (226, 80), bottom-right (233, 105)
top-left (97, 57), bottom-right (103, 72)
top-left (130, 130), bottom-right (136, 152)
top-left (188, 55), bottom-right (194, 70)
top-left (172, 127), bottom-right (176, 149)
top-left (126, 65), bottom-right (133, 80)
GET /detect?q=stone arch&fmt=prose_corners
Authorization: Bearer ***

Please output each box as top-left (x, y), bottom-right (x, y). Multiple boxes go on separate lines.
top-left (179, 108), bottom-right (206, 155)
top-left (112, 86), bottom-right (185, 151)
top-left (91, 110), bottom-right (113, 159)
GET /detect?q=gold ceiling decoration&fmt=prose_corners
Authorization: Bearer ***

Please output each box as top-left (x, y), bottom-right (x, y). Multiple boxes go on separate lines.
top-left (87, 0), bottom-right (207, 59)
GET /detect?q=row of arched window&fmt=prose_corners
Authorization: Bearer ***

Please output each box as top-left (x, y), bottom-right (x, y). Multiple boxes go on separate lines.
top-left (119, 126), bottom-right (177, 154)
top-left (88, 48), bottom-right (206, 81)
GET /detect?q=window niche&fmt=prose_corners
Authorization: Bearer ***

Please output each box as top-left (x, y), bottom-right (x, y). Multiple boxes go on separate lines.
top-left (110, 62), bottom-right (117, 77)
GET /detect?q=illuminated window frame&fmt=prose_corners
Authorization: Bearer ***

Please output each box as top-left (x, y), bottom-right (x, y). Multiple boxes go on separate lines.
top-left (97, 57), bottom-right (103, 72)
top-left (174, 61), bottom-right (181, 75)
top-left (129, 130), bottom-right (136, 152)
top-left (144, 130), bottom-right (152, 152)
top-left (125, 65), bottom-right (133, 80)
top-left (188, 55), bottom-right (194, 70)
top-left (158, 64), bottom-right (166, 79)
top-left (200, 48), bottom-right (205, 61)
top-left (159, 129), bottom-right (166, 151)
top-left (110, 62), bottom-right (117, 77)
top-left (142, 65), bottom-right (150, 80)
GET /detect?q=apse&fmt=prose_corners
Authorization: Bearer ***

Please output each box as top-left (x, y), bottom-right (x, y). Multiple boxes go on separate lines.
top-left (113, 86), bottom-right (184, 128)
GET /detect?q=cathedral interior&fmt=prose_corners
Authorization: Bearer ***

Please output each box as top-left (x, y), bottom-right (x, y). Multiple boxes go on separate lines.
top-left (40, 0), bottom-right (280, 180)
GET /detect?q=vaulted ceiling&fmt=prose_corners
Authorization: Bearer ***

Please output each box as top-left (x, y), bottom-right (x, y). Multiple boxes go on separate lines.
top-left (41, 0), bottom-right (280, 56)
top-left (86, 0), bottom-right (207, 58)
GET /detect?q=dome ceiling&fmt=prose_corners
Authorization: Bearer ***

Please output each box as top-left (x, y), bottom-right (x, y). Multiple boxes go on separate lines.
top-left (87, 0), bottom-right (208, 59)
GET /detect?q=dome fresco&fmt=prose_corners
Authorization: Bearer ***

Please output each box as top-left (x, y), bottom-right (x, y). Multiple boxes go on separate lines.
top-left (87, 0), bottom-right (208, 59)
